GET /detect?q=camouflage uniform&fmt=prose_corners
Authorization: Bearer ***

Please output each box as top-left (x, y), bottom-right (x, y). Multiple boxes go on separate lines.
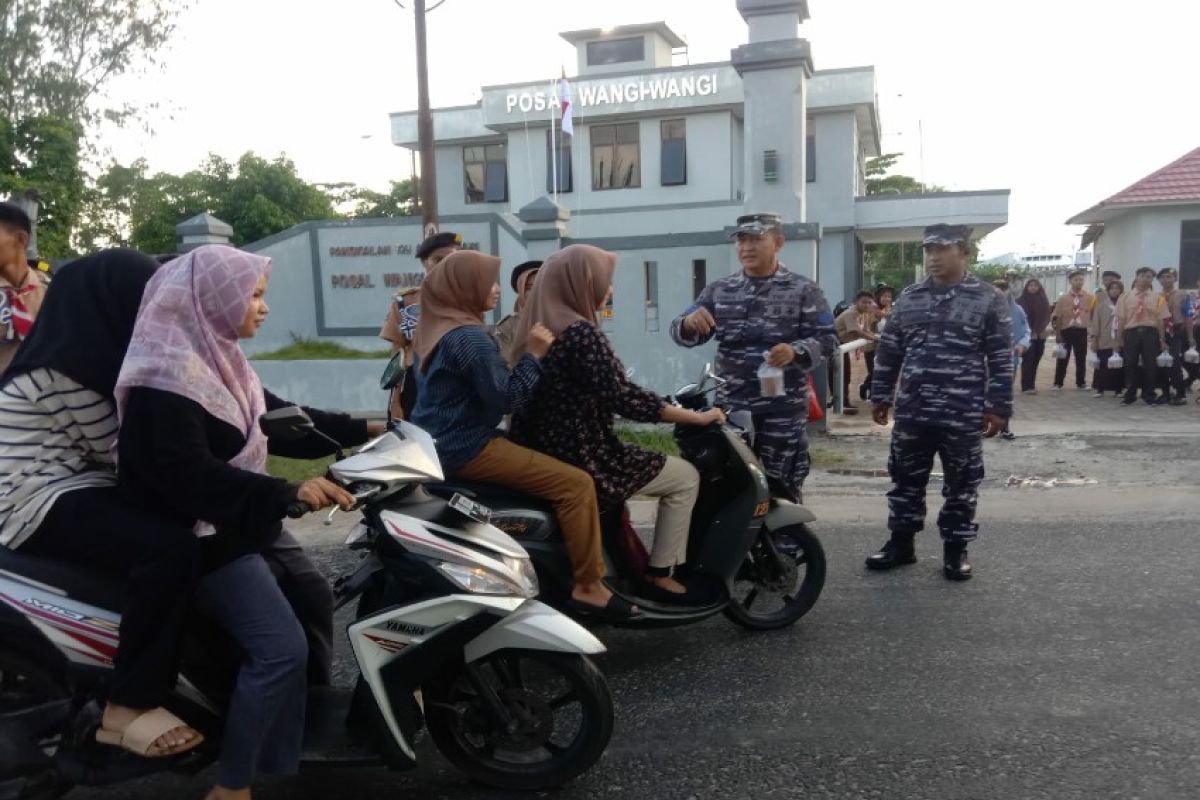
top-left (670, 264), bottom-right (837, 500)
top-left (870, 274), bottom-right (1013, 543)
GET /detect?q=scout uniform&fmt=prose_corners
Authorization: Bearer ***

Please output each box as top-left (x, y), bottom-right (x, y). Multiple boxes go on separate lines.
top-left (670, 212), bottom-right (838, 501)
top-left (0, 264), bottom-right (51, 373)
top-left (1157, 270), bottom-right (1190, 404)
top-left (1051, 283), bottom-right (1096, 389)
top-left (1115, 281), bottom-right (1169, 405)
top-left (493, 260), bottom-right (542, 364)
top-left (869, 224), bottom-right (1013, 579)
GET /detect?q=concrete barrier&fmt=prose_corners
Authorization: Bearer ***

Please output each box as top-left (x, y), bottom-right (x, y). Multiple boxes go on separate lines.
top-left (253, 359), bottom-right (391, 415)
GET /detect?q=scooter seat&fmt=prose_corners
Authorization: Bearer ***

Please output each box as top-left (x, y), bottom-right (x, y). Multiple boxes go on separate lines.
top-left (0, 546), bottom-right (124, 612)
top-left (425, 480), bottom-right (557, 516)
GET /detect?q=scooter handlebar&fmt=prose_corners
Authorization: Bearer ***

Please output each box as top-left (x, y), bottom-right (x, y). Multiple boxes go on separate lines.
top-left (286, 500), bottom-right (310, 519)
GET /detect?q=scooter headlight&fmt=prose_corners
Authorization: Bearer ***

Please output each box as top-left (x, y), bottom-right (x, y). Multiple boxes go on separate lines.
top-left (505, 554), bottom-right (539, 597)
top-left (437, 557), bottom-right (538, 598)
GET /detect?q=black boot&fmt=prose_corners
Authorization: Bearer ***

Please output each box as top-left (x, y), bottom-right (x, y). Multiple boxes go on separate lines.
top-left (943, 541), bottom-right (973, 581)
top-left (865, 537), bottom-right (916, 571)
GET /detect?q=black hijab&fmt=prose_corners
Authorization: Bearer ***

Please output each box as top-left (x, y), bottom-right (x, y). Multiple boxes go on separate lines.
top-left (2, 248), bottom-right (158, 398)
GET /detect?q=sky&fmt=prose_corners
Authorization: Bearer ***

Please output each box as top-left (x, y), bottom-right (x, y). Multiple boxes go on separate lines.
top-left (99, 0), bottom-right (1200, 259)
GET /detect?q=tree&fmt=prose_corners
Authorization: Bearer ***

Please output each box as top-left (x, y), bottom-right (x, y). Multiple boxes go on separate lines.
top-left (0, 111), bottom-right (83, 257)
top-left (347, 178), bottom-right (418, 219)
top-left (0, 0), bottom-right (182, 130)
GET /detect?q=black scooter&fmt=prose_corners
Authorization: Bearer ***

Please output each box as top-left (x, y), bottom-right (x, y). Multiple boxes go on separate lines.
top-left (430, 365), bottom-right (827, 631)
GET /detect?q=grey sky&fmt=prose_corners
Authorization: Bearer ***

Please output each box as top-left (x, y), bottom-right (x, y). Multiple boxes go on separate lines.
top-left (103, 0), bottom-right (1200, 258)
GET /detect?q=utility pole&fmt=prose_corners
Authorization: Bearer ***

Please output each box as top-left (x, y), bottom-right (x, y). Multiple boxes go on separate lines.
top-left (413, 0), bottom-right (439, 238)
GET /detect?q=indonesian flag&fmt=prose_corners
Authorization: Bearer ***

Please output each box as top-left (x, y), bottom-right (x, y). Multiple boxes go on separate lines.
top-left (558, 68), bottom-right (573, 136)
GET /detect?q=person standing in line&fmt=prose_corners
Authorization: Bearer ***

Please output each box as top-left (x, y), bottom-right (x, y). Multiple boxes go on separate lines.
top-left (494, 259), bottom-right (541, 362)
top-left (378, 230), bottom-right (463, 418)
top-left (1116, 267), bottom-right (1169, 406)
top-left (1090, 271), bottom-right (1122, 390)
top-left (1156, 268), bottom-right (1190, 406)
top-left (1089, 280), bottom-right (1125, 398)
top-left (992, 279), bottom-right (1029, 441)
top-left (0, 202), bottom-right (51, 373)
top-left (834, 291), bottom-right (879, 414)
top-left (1016, 277), bottom-right (1051, 394)
top-left (867, 224), bottom-right (1012, 581)
top-left (1050, 270), bottom-right (1095, 390)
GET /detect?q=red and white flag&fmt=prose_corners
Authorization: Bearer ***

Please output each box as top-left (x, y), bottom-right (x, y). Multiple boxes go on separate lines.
top-left (557, 68), bottom-right (573, 136)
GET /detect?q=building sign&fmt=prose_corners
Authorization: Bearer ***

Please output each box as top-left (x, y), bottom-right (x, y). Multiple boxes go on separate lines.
top-left (505, 71), bottom-right (722, 114)
top-left (330, 271), bottom-right (425, 290)
top-left (329, 244), bottom-right (412, 257)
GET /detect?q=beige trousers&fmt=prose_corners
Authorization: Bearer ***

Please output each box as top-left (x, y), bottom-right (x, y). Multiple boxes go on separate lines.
top-left (635, 456), bottom-right (700, 568)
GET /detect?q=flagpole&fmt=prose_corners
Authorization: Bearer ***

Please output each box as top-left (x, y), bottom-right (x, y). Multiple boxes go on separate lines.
top-left (549, 79), bottom-right (558, 207)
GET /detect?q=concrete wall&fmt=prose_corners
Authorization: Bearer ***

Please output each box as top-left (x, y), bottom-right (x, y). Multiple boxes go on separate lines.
top-left (806, 111), bottom-right (857, 229)
top-left (254, 359), bottom-right (391, 415)
top-left (1094, 206), bottom-right (1200, 286)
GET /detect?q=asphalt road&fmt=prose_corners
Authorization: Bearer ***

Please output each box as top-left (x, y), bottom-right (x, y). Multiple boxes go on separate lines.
top-left (69, 475), bottom-right (1200, 800)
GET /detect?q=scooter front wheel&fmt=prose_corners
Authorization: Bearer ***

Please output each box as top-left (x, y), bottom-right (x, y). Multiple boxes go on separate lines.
top-left (724, 523), bottom-right (826, 631)
top-left (424, 649), bottom-right (613, 791)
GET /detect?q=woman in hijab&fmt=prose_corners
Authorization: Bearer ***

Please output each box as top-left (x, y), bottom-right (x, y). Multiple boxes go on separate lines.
top-left (509, 245), bottom-right (725, 603)
top-left (1089, 279), bottom-right (1126, 397)
top-left (114, 245), bottom-right (378, 800)
top-left (0, 249), bottom-right (206, 759)
top-left (408, 251), bottom-right (640, 620)
top-left (1017, 277), bottom-right (1052, 393)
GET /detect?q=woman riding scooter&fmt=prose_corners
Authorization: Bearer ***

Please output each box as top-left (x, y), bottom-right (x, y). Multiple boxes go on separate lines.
top-left (508, 245), bottom-right (724, 602)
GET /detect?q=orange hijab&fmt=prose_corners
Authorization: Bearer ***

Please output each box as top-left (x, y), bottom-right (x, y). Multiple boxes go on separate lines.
top-left (412, 250), bottom-right (500, 372)
top-left (509, 244), bottom-right (616, 363)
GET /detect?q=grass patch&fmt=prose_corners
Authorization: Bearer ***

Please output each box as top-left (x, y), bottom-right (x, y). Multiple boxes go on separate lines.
top-left (616, 427), bottom-right (680, 457)
top-left (266, 454), bottom-right (335, 483)
top-left (253, 338), bottom-right (392, 361)
top-left (809, 445), bottom-right (847, 468)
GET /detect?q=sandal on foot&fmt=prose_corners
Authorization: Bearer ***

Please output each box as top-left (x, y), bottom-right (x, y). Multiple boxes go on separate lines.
top-left (95, 707), bottom-right (204, 758)
top-left (567, 594), bottom-right (642, 622)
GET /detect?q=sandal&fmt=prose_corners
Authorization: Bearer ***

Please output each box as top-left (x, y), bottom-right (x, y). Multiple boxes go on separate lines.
top-left (95, 707), bottom-right (204, 758)
top-left (567, 593), bottom-right (642, 623)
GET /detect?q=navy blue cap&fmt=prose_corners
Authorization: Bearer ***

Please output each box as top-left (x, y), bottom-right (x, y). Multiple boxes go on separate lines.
top-left (922, 224), bottom-right (973, 247)
top-left (730, 212), bottom-right (784, 239)
top-left (510, 260), bottom-right (542, 292)
top-left (416, 231), bottom-right (463, 260)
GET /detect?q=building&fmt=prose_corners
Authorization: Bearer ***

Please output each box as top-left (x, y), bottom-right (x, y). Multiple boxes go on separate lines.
top-left (246, 0), bottom-right (1010, 401)
top-left (1068, 146), bottom-right (1200, 288)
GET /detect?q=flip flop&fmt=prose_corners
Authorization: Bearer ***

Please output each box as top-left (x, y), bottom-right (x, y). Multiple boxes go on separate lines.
top-left (95, 707), bottom-right (204, 758)
top-left (568, 593), bottom-right (642, 623)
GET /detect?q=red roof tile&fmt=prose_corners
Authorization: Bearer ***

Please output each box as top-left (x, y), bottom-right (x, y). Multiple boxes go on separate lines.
top-left (1103, 146), bottom-right (1200, 206)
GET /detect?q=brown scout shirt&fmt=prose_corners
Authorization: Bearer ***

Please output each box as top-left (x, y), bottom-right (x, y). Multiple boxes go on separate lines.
top-left (0, 267), bottom-right (51, 373)
top-left (1114, 289), bottom-right (1168, 336)
top-left (1051, 290), bottom-right (1096, 333)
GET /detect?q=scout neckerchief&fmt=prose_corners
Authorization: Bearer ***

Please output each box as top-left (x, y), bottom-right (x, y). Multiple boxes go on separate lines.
top-left (1135, 288), bottom-right (1147, 324)
top-left (1071, 290), bottom-right (1084, 326)
top-left (2, 278), bottom-right (39, 340)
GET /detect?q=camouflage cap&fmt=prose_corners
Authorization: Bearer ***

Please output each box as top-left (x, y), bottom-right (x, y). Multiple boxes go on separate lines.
top-left (922, 224), bottom-right (973, 247)
top-left (730, 212), bottom-right (784, 239)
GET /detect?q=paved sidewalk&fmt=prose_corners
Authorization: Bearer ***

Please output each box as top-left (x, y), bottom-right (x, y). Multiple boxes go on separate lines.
top-left (827, 345), bottom-right (1200, 437)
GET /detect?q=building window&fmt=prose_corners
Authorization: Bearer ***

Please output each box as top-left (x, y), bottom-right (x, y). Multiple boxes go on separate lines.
top-left (806, 133), bottom-right (816, 183)
top-left (661, 119), bottom-right (687, 186)
top-left (545, 130), bottom-right (572, 193)
top-left (586, 36), bottom-right (644, 66)
top-left (644, 261), bottom-right (659, 332)
top-left (692, 259), bottom-right (707, 298)
top-left (591, 122), bottom-right (641, 190)
top-left (1182, 220), bottom-right (1200, 289)
top-left (464, 143), bottom-right (508, 203)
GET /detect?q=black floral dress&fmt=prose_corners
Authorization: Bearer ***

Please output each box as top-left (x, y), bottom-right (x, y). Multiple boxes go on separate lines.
top-left (510, 321), bottom-right (665, 507)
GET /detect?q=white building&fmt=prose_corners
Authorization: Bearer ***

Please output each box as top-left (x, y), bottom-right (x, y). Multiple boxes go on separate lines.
top-left (1068, 146), bottom-right (1200, 289)
top-left (246, 0), bottom-right (1010, 404)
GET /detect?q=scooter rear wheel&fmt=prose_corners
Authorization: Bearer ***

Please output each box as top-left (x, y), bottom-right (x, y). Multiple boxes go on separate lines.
top-left (725, 523), bottom-right (826, 631)
top-left (424, 649), bottom-right (613, 791)
top-left (0, 652), bottom-right (71, 800)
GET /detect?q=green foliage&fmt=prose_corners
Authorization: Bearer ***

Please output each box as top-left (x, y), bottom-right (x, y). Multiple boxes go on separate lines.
top-left (348, 179), bottom-right (419, 218)
top-left (616, 427), bottom-right (680, 457)
top-left (266, 454), bottom-right (334, 483)
top-left (252, 338), bottom-right (392, 361)
top-left (0, 112), bottom-right (83, 257)
top-left (0, 0), bottom-right (181, 131)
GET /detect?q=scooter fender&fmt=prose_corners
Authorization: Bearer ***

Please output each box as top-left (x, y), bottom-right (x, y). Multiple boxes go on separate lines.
top-left (464, 600), bottom-right (606, 663)
top-left (766, 499), bottom-right (816, 529)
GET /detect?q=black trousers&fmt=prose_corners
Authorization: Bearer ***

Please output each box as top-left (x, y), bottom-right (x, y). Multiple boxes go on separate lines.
top-left (22, 487), bottom-right (202, 709)
top-left (1122, 327), bottom-right (1160, 402)
top-left (1021, 338), bottom-right (1045, 391)
top-left (1157, 330), bottom-right (1187, 398)
top-left (1053, 327), bottom-right (1088, 388)
top-left (261, 530), bottom-right (335, 687)
top-left (861, 350), bottom-right (876, 398)
top-left (1094, 348), bottom-right (1125, 393)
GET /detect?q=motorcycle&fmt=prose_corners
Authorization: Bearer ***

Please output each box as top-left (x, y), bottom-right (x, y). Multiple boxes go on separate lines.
top-left (0, 412), bottom-right (614, 799)
top-left (428, 364), bottom-right (827, 631)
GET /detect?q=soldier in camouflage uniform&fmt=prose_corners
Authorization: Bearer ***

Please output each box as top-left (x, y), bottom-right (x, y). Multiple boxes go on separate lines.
top-left (670, 212), bottom-right (838, 502)
top-left (868, 224), bottom-right (1013, 581)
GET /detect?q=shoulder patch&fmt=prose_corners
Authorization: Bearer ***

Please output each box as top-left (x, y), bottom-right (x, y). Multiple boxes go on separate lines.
top-left (818, 311), bottom-right (835, 325)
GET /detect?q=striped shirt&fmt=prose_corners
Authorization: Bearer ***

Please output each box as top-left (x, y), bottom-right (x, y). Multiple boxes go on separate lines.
top-left (0, 368), bottom-right (120, 549)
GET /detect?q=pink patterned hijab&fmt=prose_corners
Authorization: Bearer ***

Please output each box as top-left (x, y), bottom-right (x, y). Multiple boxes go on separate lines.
top-left (115, 245), bottom-right (273, 484)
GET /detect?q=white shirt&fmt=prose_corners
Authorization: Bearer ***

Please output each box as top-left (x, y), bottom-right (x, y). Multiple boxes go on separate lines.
top-left (0, 368), bottom-right (119, 549)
